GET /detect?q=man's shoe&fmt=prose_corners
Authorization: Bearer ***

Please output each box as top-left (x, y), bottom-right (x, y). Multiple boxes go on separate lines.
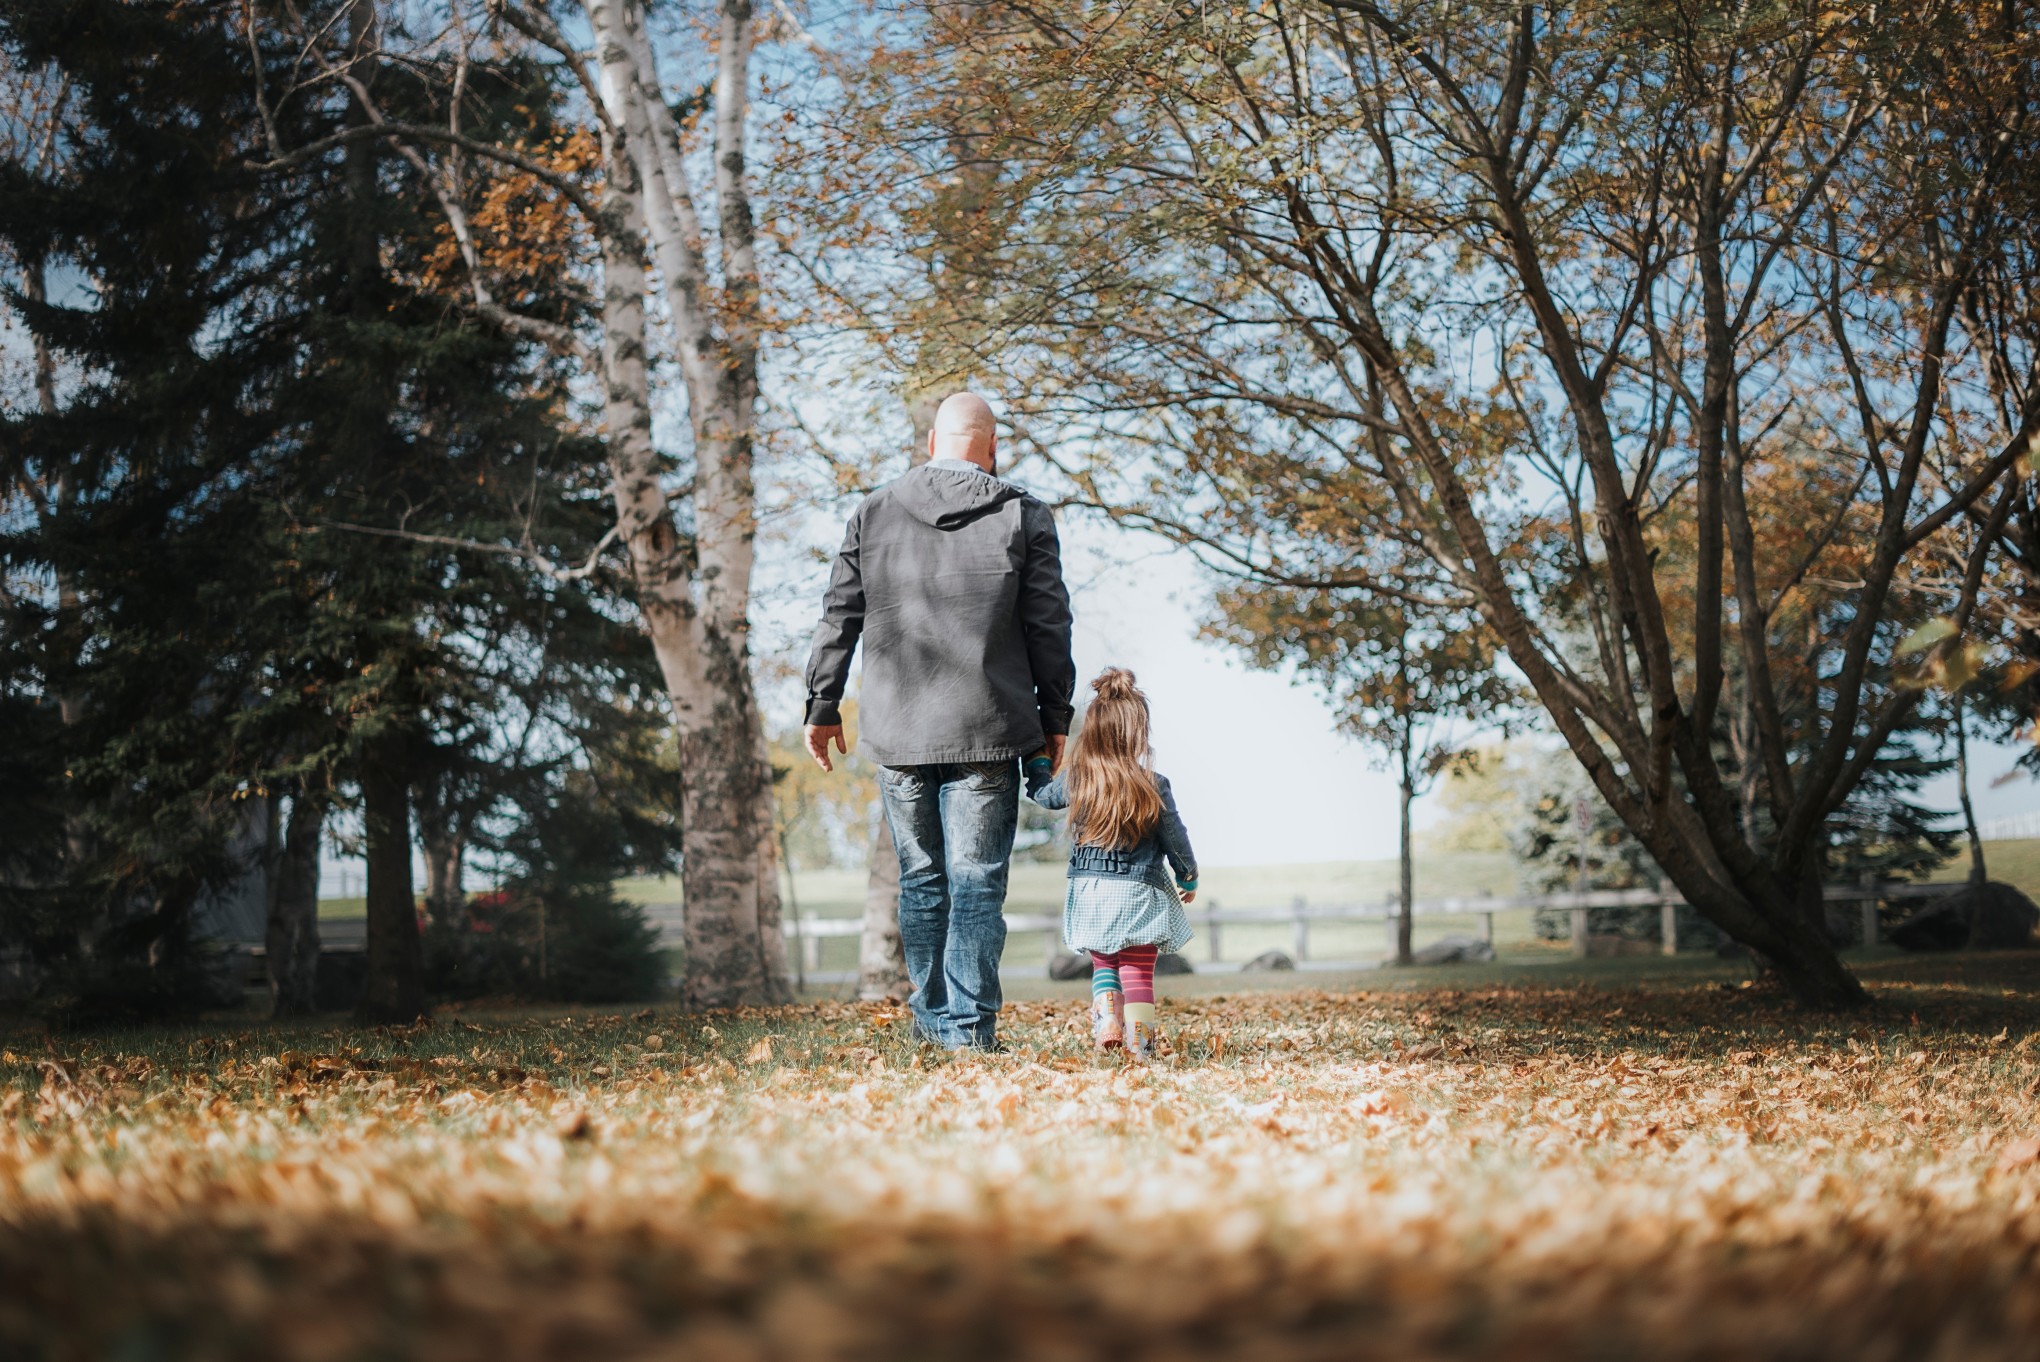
top-left (1092, 989), bottom-right (1125, 1050)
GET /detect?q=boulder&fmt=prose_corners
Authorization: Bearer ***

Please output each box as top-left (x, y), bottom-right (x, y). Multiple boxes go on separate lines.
top-left (1156, 951), bottom-right (1195, 975)
top-left (1241, 949), bottom-right (1295, 971)
top-left (1411, 934), bottom-right (1496, 965)
top-left (1891, 882), bottom-right (2040, 952)
top-left (1048, 951), bottom-right (1093, 981)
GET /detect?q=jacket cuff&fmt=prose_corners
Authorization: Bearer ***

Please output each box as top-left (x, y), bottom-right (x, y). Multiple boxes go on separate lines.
top-left (805, 697), bottom-right (843, 726)
top-left (1039, 702), bottom-right (1074, 737)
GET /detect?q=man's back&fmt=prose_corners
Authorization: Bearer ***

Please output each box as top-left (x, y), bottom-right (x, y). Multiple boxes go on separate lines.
top-left (804, 458), bottom-right (1074, 766)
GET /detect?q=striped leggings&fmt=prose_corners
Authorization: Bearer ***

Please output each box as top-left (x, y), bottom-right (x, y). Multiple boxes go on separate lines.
top-left (1089, 945), bottom-right (1159, 1003)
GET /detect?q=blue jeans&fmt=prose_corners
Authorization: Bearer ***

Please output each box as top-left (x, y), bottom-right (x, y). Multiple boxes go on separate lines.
top-left (876, 760), bottom-right (1018, 1049)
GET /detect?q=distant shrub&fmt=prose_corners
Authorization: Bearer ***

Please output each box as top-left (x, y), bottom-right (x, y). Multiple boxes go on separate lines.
top-left (425, 881), bottom-right (665, 1005)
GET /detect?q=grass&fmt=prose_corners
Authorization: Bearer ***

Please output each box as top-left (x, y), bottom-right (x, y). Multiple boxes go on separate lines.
top-left (3, 952), bottom-right (2038, 1360)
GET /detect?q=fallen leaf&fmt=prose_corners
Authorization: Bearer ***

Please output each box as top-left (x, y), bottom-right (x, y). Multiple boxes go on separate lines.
top-left (1996, 1136), bottom-right (2040, 1172)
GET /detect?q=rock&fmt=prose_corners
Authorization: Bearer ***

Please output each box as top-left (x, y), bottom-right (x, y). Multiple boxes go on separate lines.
top-left (1891, 882), bottom-right (2040, 952)
top-left (1970, 884), bottom-right (2040, 948)
top-left (1047, 951), bottom-right (1093, 981)
top-left (1241, 949), bottom-right (1295, 971)
top-left (1156, 951), bottom-right (1194, 975)
top-left (1411, 934), bottom-right (1495, 965)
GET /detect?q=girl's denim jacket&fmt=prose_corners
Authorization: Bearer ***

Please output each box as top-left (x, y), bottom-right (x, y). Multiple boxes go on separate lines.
top-left (1026, 762), bottom-right (1199, 897)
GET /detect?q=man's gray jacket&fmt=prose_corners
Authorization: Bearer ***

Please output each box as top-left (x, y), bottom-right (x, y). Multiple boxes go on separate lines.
top-left (803, 458), bottom-right (1076, 766)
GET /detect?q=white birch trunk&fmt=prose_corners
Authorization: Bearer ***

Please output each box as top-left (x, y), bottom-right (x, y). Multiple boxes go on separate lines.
top-left (586, 0), bottom-right (788, 1007)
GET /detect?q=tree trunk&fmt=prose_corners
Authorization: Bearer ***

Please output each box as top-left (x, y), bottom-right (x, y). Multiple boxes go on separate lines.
top-left (670, 649), bottom-right (787, 1009)
top-left (420, 821), bottom-right (464, 925)
top-left (1396, 771), bottom-right (1415, 966)
top-left (1956, 690), bottom-right (1987, 886)
top-left (266, 789), bottom-right (324, 1017)
top-left (582, 0), bottom-right (789, 1010)
top-left (859, 819), bottom-right (910, 1000)
top-left (356, 734), bottom-right (426, 1023)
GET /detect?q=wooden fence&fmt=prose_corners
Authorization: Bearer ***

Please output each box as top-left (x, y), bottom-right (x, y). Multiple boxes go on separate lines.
top-left (628, 877), bottom-right (1962, 979)
top-left (298, 880), bottom-right (1960, 978)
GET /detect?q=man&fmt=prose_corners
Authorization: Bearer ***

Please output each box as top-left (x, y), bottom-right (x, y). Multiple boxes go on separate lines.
top-left (803, 392), bottom-right (1075, 1050)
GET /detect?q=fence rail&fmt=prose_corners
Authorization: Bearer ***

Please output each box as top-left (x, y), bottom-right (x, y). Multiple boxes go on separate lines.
top-left (631, 877), bottom-right (1964, 976)
top-left (291, 879), bottom-right (1962, 977)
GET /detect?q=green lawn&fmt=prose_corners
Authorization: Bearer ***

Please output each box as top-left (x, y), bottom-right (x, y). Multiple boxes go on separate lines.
top-left (1931, 836), bottom-right (2040, 892)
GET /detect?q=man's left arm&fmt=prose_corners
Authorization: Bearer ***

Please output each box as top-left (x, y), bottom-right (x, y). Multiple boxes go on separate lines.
top-left (1018, 499), bottom-right (1076, 764)
top-left (802, 509), bottom-right (865, 770)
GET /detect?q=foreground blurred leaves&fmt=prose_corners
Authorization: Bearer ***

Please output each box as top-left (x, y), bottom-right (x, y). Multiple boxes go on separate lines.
top-left (1, 958), bottom-right (2037, 1361)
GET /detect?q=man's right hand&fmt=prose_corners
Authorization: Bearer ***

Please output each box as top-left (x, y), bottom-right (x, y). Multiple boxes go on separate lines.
top-left (805, 724), bottom-right (847, 772)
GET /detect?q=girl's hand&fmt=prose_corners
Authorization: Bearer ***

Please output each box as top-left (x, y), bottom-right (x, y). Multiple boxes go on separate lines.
top-left (1180, 890), bottom-right (1197, 904)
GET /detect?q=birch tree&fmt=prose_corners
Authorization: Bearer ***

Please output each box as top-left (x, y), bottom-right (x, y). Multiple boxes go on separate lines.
top-left (251, 0), bottom-right (792, 1006)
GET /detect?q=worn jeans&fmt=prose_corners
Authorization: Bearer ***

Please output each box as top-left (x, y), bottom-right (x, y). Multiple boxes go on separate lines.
top-left (876, 760), bottom-right (1018, 1049)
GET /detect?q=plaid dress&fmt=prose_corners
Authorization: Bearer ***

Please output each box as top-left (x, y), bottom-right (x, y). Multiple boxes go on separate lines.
top-left (1063, 875), bottom-right (1194, 955)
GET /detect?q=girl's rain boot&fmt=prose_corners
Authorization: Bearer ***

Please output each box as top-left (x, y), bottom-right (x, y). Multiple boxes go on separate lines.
top-left (1091, 989), bottom-right (1125, 1050)
top-left (1127, 1013), bottom-right (1159, 1061)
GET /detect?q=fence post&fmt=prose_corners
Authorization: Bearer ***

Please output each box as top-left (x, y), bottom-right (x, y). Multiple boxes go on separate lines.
top-left (1570, 901), bottom-right (1589, 957)
top-left (1045, 922), bottom-right (1059, 967)
top-left (1860, 873), bottom-right (1879, 948)
top-left (1207, 902), bottom-right (1222, 965)
top-left (1659, 879), bottom-right (1677, 956)
top-left (1480, 911), bottom-right (1494, 946)
top-left (1293, 895), bottom-right (1309, 962)
top-left (802, 929), bottom-right (821, 976)
top-left (1384, 904), bottom-right (1398, 960)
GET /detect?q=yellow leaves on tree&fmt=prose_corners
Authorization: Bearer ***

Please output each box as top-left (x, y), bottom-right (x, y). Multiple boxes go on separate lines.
top-left (414, 129), bottom-right (601, 312)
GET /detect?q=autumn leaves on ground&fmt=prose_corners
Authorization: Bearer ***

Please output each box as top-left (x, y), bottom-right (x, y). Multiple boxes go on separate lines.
top-left (3, 958), bottom-right (2038, 1362)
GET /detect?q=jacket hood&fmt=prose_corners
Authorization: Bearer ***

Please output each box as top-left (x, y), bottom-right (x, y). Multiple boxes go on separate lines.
top-left (888, 461), bottom-right (1027, 530)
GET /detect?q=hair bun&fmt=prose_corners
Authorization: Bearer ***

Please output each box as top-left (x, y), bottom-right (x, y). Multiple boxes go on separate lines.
top-left (1091, 667), bottom-right (1140, 700)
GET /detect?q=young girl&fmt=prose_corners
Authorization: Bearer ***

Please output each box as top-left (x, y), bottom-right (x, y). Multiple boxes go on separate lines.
top-left (1026, 668), bottom-right (1199, 1059)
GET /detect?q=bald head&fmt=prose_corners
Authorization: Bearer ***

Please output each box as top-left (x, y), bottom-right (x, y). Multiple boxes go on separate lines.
top-left (929, 392), bottom-right (998, 472)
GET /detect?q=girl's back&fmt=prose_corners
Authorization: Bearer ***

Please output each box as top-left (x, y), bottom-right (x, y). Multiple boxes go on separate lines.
top-left (1026, 669), bottom-right (1198, 1058)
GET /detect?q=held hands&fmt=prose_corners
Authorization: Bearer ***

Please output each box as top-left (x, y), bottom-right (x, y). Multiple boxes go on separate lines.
top-left (1026, 734), bottom-right (1069, 782)
top-left (805, 724), bottom-right (847, 772)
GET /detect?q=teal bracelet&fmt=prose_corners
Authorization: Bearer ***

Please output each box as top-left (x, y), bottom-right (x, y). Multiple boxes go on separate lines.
top-left (1177, 877), bottom-right (1198, 892)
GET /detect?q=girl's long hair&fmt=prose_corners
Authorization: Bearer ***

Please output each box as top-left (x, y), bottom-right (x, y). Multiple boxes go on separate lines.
top-left (1065, 668), bottom-right (1164, 850)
